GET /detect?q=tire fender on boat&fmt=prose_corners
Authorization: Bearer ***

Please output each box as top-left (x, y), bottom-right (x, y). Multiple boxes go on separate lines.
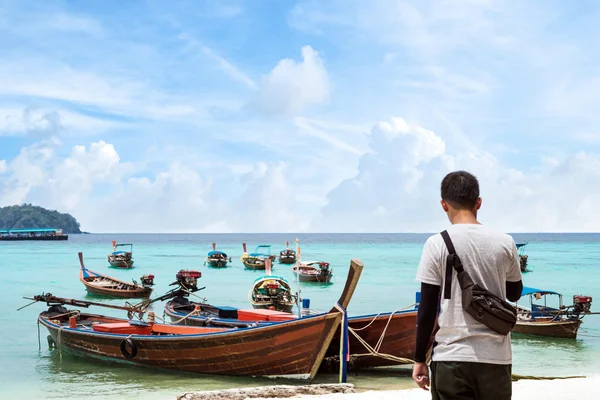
top-left (120, 338), bottom-right (137, 359)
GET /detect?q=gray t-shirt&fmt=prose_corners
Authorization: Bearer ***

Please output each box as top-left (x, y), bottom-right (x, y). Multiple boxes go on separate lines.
top-left (416, 224), bottom-right (522, 364)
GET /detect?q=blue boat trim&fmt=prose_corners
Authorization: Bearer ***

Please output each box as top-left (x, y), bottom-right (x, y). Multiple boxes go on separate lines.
top-left (521, 286), bottom-right (561, 297)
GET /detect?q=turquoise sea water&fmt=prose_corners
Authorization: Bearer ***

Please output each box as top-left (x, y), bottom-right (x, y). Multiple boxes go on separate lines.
top-left (1, 233), bottom-right (599, 399)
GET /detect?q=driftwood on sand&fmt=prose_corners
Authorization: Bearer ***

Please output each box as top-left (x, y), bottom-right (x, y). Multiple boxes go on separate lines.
top-left (177, 384), bottom-right (355, 400)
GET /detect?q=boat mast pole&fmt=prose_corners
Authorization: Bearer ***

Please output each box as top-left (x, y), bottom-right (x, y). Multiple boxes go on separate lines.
top-left (296, 238), bottom-right (301, 318)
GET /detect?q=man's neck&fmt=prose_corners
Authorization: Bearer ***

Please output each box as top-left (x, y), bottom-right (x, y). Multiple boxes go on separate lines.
top-left (449, 210), bottom-right (479, 225)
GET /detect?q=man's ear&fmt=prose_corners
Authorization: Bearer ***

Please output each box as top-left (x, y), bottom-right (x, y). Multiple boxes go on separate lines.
top-left (476, 197), bottom-right (482, 210)
top-left (441, 199), bottom-right (449, 212)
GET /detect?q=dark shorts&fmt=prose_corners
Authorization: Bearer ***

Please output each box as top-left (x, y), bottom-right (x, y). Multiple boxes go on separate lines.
top-left (431, 361), bottom-right (512, 400)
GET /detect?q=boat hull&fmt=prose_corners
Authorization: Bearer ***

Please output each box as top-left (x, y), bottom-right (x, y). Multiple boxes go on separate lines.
top-left (251, 303), bottom-right (295, 314)
top-left (243, 260), bottom-right (266, 270)
top-left (206, 259), bottom-right (228, 268)
top-left (322, 310), bottom-right (418, 371)
top-left (296, 273), bottom-right (332, 283)
top-left (292, 266), bottom-right (333, 283)
top-left (513, 319), bottom-right (582, 339)
top-left (79, 268), bottom-right (152, 299)
top-left (40, 312), bottom-right (340, 379)
top-left (108, 260), bottom-right (134, 269)
top-left (82, 282), bottom-right (152, 298)
top-left (278, 256), bottom-right (296, 264)
top-left (165, 305), bottom-right (418, 372)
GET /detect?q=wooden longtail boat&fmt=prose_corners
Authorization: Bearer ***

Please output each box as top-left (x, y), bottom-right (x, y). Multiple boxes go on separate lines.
top-left (205, 243), bottom-right (231, 268)
top-left (241, 243), bottom-right (276, 270)
top-left (248, 276), bottom-right (296, 313)
top-left (35, 260), bottom-right (364, 379)
top-left (512, 286), bottom-right (592, 339)
top-left (292, 261), bottom-right (333, 283)
top-left (164, 296), bottom-right (420, 372)
top-left (108, 241), bottom-right (134, 269)
top-left (79, 253), bottom-right (153, 298)
top-left (278, 242), bottom-right (297, 264)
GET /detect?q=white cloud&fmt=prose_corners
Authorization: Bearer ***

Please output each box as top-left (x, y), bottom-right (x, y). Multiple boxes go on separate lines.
top-left (312, 118), bottom-right (600, 233)
top-left (251, 46), bottom-right (330, 115)
top-left (0, 61), bottom-right (204, 122)
top-left (2, 124), bottom-right (599, 233)
top-left (229, 162), bottom-right (306, 232)
top-left (0, 106), bottom-right (124, 136)
top-left (0, 138), bottom-right (307, 233)
top-left (0, 139), bottom-right (133, 212)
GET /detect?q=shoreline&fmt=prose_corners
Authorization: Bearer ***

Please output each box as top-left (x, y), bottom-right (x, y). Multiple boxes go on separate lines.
top-left (179, 376), bottom-right (600, 400)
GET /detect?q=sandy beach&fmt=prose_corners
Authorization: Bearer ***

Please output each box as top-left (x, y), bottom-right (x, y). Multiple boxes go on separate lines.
top-left (239, 377), bottom-right (599, 400)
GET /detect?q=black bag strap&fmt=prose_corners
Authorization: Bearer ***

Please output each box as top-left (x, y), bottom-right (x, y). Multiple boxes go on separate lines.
top-left (440, 230), bottom-right (465, 299)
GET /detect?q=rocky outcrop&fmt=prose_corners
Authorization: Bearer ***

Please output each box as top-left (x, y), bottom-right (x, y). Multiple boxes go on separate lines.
top-left (178, 383), bottom-right (355, 400)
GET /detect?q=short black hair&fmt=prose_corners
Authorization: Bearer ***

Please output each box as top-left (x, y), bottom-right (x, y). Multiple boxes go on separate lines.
top-left (441, 171), bottom-right (480, 209)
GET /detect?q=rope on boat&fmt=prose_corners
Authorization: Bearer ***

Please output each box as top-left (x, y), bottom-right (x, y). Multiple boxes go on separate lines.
top-left (345, 305), bottom-right (419, 366)
top-left (155, 307), bottom-right (201, 325)
top-left (37, 320), bottom-right (41, 351)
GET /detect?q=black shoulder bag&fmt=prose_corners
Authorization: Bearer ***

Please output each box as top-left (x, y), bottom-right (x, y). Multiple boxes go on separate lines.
top-left (441, 230), bottom-right (517, 335)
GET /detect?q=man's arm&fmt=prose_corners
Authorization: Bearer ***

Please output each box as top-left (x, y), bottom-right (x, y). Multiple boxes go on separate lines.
top-left (506, 280), bottom-right (523, 302)
top-left (506, 240), bottom-right (524, 302)
top-left (413, 282), bottom-right (440, 362)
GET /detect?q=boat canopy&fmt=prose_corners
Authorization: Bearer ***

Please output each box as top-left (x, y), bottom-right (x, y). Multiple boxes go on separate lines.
top-left (515, 242), bottom-right (528, 249)
top-left (521, 286), bottom-right (561, 297)
top-left (0, 228), bottom-right (59, 233)
top-left (254, 276), bottom-right (288, 283)
top-left (111, 251), bottom-right (129, 255)
top-left (208, 250), bottom-right (227, 256)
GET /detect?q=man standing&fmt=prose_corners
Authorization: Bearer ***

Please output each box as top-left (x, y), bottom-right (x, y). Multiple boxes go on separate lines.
top-left (412, 171), bottom-right (523, 399)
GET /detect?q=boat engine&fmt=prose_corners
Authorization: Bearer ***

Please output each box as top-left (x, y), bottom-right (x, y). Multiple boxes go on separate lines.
top-left (265, 282), bottom-right (282, 296)
top-left (573, 295), bottom-right (592, 315)
top-left (140, 274), bottom-right (155, 287)
top-left (176, 270), bottom-right (202, 291)
top-left (318, 262), bottom-right (330, 270)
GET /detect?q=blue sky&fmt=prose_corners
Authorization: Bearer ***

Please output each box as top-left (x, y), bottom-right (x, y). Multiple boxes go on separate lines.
top-left (1, 0), bottom-right (600, 232)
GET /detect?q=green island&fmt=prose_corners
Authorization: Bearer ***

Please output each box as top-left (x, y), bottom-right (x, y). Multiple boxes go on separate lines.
top-left (0, 204), bottom-right (82, 234)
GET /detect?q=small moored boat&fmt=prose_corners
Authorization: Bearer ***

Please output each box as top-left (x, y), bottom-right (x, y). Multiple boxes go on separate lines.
top-left (516, 242), bottom-right (529, 272)
top-left (278, 242), bottom-right (297, 264)
top-left (204, 243), bottom-right (231, 268)
top-left (241, 244), bottom-right (275, 270)
top-left (79, 253), bottom-right (153, 298)
top-left (512, 286), bottom-right (593, 339)
top-left (249, 276), bottom-right (296, 313)
top-left (108, 241), bottom-right (134, 269)
top-left (292, 261), bottom-right (333, 283)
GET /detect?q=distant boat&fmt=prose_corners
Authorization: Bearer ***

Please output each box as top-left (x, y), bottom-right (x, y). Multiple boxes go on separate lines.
top-left (108, 241), bottom-right (134, 269)
top-left (205, 243), bottom-right (231, 268)
top-left (292, 261), bottom-right (333, 283)
top-left (278, 241), bottom-right (297, 264)
top-left (248, 276), bottom-right (296, 313)
top-left (512, 286), bottom-right (592, 339)
top-left (241, 244), bottom-right (275, 270)
top-left (79, 252), bottom-right (153, 298)
top-left (516, 242), bottom-right (529, 272)
top-left (0, 228), bottom-right (68, 241)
